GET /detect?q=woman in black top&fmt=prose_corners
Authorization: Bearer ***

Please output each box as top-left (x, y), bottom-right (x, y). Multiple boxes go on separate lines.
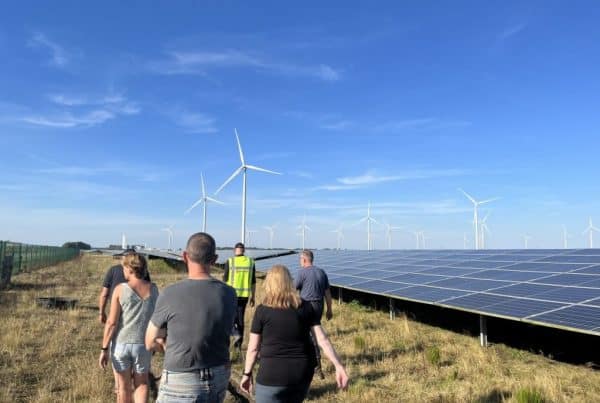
top-left (240, 265), bottom-right (348, 403)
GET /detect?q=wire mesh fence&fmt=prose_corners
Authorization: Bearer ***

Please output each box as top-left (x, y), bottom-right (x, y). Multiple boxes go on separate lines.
top-left (0, 241), bottom-right (80, 288)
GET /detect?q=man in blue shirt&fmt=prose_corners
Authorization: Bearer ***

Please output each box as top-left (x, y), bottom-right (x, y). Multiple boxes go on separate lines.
top-left (294, 249), bottom-right (333, 378)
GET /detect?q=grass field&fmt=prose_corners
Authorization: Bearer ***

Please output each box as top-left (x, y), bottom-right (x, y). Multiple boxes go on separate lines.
top-left (1, 254), bottom-right (600, 402)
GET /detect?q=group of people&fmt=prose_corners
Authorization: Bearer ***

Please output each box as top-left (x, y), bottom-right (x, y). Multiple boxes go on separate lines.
top-left (97, 232), bottom-right (349, 403)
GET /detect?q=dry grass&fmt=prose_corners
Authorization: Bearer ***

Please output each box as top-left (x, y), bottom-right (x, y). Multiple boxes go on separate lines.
top-left (1, 255), bottom-right (600, 402)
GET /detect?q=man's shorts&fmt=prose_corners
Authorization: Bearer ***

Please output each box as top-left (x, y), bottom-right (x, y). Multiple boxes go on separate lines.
top-left (111, 342), bottom-right (151, 373)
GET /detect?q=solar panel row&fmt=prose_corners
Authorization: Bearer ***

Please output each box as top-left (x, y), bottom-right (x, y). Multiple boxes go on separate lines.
top-left (258, 249), bottom-right (600, 335)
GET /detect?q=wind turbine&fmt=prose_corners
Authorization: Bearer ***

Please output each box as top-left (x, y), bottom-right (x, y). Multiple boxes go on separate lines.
top-left (215, 129), bottom-right (281, 243)
top-left (121, 233), bottom-right (127, 250)
top-left (264, 223), bottom-right (278, 249)
top-left (480, 212), bottom-right (491, 249)
top-left (184, 172), bottom-right (224, 232)
top-left (384, 222), bottom-right (402, 250)
top-left (419, 231), bottom-right (428, 250)
top-left (161, 226), bottom-right (174, 250)
top-left (522, 234), bottom-right (531, 249)
top-left (356, 202), bottom-right (379, 251)
top-left (246, 229), bottom-right (258, 248)
top-left (332, 225), bottom-right (344, 250)
top-left (459, 189), bottom-right (498, 250)
top-left (562, 225), bottom-right (572, 249)
top-left (298, 215), bottom-right (311, 249)
top-left (412, 231), bottom-right (422, 249)
top-left (583, 217), bottom-right (600, 248)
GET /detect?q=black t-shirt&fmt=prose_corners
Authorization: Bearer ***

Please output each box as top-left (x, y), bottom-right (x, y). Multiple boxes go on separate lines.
top-left (102, 264), bottom-right (151, 296)
top-left (251, 302), bottom-right (320, 386)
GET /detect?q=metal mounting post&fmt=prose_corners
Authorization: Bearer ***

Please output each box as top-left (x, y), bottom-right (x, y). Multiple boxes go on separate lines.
top-left (389, 298), bottom-right (395, 320)
top-left (479, 315), bottom-right (488, 347)
top-left (338, 288), bottom-right (343, 305)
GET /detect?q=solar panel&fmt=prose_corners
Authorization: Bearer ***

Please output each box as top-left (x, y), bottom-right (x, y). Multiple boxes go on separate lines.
top-left (257, 249), bottom-right (600, 336)
top-left (529, 305), bottom-right (600, 331)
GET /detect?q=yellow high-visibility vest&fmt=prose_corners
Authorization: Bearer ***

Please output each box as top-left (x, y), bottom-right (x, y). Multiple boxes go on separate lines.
top-left (227, 255), bottom-right (254, 298)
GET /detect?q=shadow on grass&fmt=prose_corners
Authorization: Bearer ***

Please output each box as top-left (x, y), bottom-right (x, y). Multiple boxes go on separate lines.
top-left (345, 347), bottom-right (410, 365)
top-left (472, 389), bottom-right (511, 403)
top-left (308, 370), bottom-right (389, 400)
top-left (7, 282), bottom-right (58, 291)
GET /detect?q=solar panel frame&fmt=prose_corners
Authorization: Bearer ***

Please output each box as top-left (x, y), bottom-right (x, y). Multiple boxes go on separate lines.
top-left (257, 249), bottom-right (600, 336)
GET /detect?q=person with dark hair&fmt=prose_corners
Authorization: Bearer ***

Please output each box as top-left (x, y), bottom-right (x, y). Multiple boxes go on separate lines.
top-left (294, 249), bottom-right (333, 378)
top-left (222, 242), bottom-right (256, 350)
top-left (240, 265), bottom-right (348, 402)
top-left (145, 232), bottom-right (237, 403)
top-left (99, 252), bottom-right (159, 403)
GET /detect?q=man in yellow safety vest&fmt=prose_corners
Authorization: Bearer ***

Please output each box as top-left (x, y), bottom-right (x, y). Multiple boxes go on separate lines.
top-left (222, 242), bottom-right (256, 349)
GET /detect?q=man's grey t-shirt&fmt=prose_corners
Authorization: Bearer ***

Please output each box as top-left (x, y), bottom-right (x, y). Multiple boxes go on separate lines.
top-left (294, 266), bottom-right (330, 302)
top-left (150, 278), bottom-right (237, 371)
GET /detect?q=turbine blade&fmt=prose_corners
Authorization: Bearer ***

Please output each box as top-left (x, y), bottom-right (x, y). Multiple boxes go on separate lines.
top-left (479, 197), bottom-right (499, 205)
top-left (184, 198), bottom-right (204, 215)
top-left (245, 164), bottom-right (282, 175)
top-left (206, 196), bottom-right (225, 205)
top-left (234, 128), bottom-right (245, 165)
top-left (200, 172), bottom-right (206, 198)
top-left (458, 188), bottom-right (477, 204)
top-left (215, 166), bottom-right (243, 195)
top-left (353, 217), bottom-right (368, 226)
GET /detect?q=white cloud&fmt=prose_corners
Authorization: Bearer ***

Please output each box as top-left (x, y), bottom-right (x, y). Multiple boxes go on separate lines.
top-left (22, 110), bottom-right (114, 128)
top-left (374, 118), bottom-right (472, 132)
top-left (171, 109), bottom-right (217, 133)
top-left (317, 168), bottom-right (468, 191)
top-left (150, 49), bottom-right (341, 81)
top-left (498, 23), bottom-right (526, 41)
top-left (20, 92), bottom-right (140, 129)
top-left (28, 32), bottom-right (69, 67)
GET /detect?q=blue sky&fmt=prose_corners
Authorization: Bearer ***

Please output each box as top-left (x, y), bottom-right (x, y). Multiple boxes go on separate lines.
top-left (1, 2), bottom-right (600, 250)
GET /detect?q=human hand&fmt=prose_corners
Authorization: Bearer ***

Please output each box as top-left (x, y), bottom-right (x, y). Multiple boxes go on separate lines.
top-left (249, 298), bottom-right (255, 308)
top-left (240, 374), bottom-right (253, 394)
top-left (99, 350), bottom-right (108, 369)
top-left (326, 309), bottom-right (333, 321)
top-left (98, 312), bottom-right (106, 324)
top-left (334, 366), bottom-right (349, 390)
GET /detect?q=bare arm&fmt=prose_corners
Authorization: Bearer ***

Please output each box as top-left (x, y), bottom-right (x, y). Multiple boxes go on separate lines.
top-left (239, 332), bottom-right (261, 394)
top-left (313, 324), bottom-right (349, 389)
top-left (98, 285), bottom-right (122, 369)
top-left (325, 288), bottom-right (333, 320)
top-left (98, 287), bottom-right (110, 324)
top-left (145, 321), bottom-right (164, 352)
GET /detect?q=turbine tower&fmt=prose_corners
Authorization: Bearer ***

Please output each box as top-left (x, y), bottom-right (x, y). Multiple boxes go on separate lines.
top-left (522, 234), bottom-right (531, 249)
top-left (121, 233), bottom-right (127, 250)
top-left (246, 229), bottom-right (258, 248)
top-left (184, 172), bottom-right (224, 232)
top-left (264, 223), bottom-right (277, 249)
top-left (583, 217), bottom-right (600, 248)
top-left (332, 225), bottom-right (344, 250)
top-left (480, 212), bottom-right (491, 249)
top-left (412, 231), bottom-right (422, 249)
top-left (215, 129), bottom-right (281, 243)
top-left (298, 215), bottom-right (311, 249)
top-left (384, 223), bottom-right (402, 250)
top-left (459, 189), bottom-right (498, 250)
top-left (161, 226), bottom-right (174, 250)
top-left (356, 202), bottom-right (378, 251)
top-left (562, 225), bottom-right (572, 249)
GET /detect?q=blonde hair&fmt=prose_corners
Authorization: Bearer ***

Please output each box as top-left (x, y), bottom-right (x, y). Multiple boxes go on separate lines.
top-left (122, 253), bottom-right (147, 279)
top-left (262, 265), bottom-right (301, 309)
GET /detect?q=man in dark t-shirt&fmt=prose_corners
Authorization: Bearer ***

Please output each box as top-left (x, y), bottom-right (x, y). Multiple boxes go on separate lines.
top-left (145, 232), bottom-right (236, 403)
top-left (98, 249), bottom-right (151, 324)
